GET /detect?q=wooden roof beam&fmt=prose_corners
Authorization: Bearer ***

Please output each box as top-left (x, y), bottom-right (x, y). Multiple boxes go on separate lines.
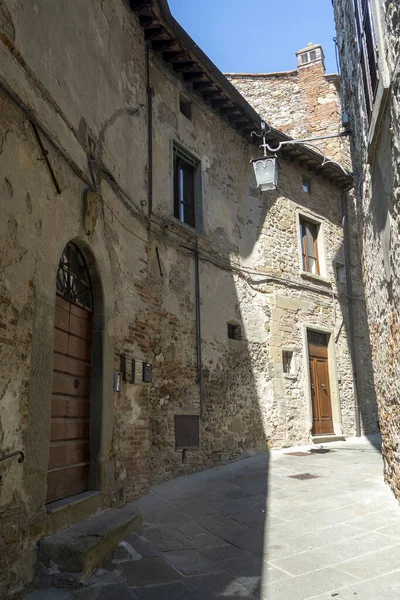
top-left (144, 26), bottom-right (168, 41)
top-left (173, 61), bottom-right (197, 72)
top-left (163, 50), bottom-right (187, 62)
top-left (151, 39), bottom-right (177, 51)
top-left (183, 71), bottom-right (205, 82)
top-left (192, 81), bottom-right (215, 91)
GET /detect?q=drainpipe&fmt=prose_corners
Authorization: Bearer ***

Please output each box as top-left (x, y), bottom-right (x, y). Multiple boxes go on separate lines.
top-left (341, 191), bottom-right (361, 437)
top-left (194, 238), bottom-right (203, 417)
top-left (146, 45), bottom-right (153, 218)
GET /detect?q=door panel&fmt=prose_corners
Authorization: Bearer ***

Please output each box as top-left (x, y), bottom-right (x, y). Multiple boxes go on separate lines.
top-left (309, 341), bottom-right (334, 435)
top-left (47, 293), bottom-right (92, 504)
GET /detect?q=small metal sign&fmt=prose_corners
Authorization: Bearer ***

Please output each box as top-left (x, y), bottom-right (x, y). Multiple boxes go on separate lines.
top-left (133, 359), bottom-right (143, 384)
top-left (143, 362), bottom-right (152, 383)
top-left (114, 371), bottom-right (122, 393)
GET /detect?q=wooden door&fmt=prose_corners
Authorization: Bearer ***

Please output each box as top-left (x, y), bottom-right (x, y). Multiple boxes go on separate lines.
top-left (308, 335), bottom-right (334, 435)
top-left (47, 243), bottom-right (93, 503)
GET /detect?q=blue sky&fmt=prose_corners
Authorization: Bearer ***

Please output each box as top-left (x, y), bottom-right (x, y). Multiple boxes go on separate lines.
top-left (168, 0), bottom-right (338, 75)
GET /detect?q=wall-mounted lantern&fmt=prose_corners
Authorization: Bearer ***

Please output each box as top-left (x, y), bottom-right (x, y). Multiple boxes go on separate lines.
top-left (251, 121), bottom-right (278, 192)
top-left (251, 155), bottom-right (279, 191)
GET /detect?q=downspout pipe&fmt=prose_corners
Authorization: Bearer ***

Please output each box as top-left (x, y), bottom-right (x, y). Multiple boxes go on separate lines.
top-left (194, 238), bottom-right (203, 417)
top-left (341, 191), bottom-right (361, 437)
top-left (146, 45), bottom-right (153, 218)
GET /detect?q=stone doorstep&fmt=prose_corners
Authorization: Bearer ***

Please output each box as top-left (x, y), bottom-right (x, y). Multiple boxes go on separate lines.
top-left (312, 434), bottom-right (346, 444)
top-left (39, 504), bottom-right (143, 584)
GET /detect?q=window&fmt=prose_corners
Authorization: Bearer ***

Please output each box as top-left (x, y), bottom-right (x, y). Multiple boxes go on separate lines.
top-left (302, 177), bottom-right (311, 194)
top-left (282, 351), bottom-right (294, 375)
top-left (228, 323), bottom-right (241, 340)
top-left (309, 50), bottom-right (317, 61)
top-left (179, 94), bottom-right (192, 120)
top-left (300, 218), bottom-right (320, 275)
top-left (301, 53), bottom-right (308, 65)
top-left (173, 145), bottom-right (199, 228)
top-left (354, 0), bottom-right (379, 119)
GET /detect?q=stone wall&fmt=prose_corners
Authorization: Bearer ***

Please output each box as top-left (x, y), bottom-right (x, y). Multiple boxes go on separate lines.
top-left (332, 0), bottom-right (400, 500)
top-left (226, 49), bottom-right (350, 165)
top-left (0, 0), bottom-right (378, 596)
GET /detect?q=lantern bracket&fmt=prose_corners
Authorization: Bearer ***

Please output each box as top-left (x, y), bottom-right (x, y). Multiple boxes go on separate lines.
top-left (251, 121), bottom-right (352, 176)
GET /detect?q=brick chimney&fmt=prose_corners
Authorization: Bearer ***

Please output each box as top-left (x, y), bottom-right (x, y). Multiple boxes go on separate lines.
top-left (296, 43), bottom-right (325, 73)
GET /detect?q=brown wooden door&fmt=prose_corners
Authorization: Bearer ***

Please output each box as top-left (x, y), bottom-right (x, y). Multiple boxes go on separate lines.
top-left (309, 339), bottom-right (334, 435)
top-left (47, 294), bottom-right (92, 503)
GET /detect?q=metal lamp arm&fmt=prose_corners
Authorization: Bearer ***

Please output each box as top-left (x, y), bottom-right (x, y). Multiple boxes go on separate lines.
top-left (251, 122), bottom-right (352, 176)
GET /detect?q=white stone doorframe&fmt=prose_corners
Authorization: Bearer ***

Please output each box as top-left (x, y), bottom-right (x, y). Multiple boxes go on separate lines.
top-left (302, 324), bottom-right (343, 437)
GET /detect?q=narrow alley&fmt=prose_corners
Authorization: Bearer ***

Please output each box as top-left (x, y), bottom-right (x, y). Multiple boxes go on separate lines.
top-left (28, 436), bottom-right (400, 600)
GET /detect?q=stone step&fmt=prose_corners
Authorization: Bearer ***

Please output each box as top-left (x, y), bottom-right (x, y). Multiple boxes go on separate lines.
top-left (39, 503), bottom-right (142, 583)
top-left (312, 434), bottom-right (346, 444)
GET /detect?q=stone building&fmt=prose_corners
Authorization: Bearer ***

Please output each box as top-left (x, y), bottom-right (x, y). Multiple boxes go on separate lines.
top-left (0, 0), bottom-right (377, 596)
top-left (225, 43), bottom-right (349, 164)
top-left (331, 0), bottom-right (400, 502)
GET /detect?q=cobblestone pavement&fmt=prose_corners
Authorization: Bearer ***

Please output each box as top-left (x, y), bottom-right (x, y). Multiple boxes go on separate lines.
top-left (27, 435), bottom-right (400, 600)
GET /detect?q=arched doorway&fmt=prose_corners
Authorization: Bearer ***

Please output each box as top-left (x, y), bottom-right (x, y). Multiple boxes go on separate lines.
top-left (47, 242), bottom-right (93, 503)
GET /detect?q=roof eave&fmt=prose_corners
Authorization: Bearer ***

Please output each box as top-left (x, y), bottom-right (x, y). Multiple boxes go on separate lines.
top-left (129, 0), bottom-right (353, 189)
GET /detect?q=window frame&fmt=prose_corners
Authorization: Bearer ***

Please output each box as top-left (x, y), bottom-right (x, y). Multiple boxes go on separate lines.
top-left (173, 145), bottom-right (200, 230)
top-left (300, 217), bottom-right (320, 276)
top-left (354, 0), bottom-right (379, 120)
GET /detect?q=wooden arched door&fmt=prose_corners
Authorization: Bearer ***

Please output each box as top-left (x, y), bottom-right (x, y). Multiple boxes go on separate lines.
top-left (47, 242), bottom-right (93, 503)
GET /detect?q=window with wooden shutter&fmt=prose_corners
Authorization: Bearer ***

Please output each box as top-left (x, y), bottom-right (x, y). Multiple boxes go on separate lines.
top-left (300, 218), bottom-right (320, 275)
top-left (354, 0), bottom-right (379, 119)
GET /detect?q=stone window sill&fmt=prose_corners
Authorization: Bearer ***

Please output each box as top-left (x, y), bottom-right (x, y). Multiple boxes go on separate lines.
top-left (284, 374), bottom-right (297, 380)
top-left (300, 271), bottom-right (331, 286)
top-left (169, 215), bottom-right (202, 236)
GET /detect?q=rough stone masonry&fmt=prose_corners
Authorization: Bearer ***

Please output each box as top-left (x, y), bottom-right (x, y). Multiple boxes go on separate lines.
top-left (0, 0), bottom-right (378, 597)
top-left (332, 0), bottom-right (400, 502)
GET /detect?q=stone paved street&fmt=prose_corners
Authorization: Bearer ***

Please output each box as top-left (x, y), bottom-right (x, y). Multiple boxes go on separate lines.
top-left (27, 436), bottom-right (400, 600)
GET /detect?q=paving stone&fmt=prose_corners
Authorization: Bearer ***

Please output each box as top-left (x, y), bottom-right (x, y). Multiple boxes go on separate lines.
top-left (174, 522), bottom-right (209, 537)
top-left (261, 566), bottom-right (359, 600)
top-left (133, 582), bottom-right (198, 600)
top-left (139, 525), bottom-right (195, 552)
top-left (162, 550), bottom-right (220, 576)
top-left (118, 557), bottom-right (182, 586)
top-left (169, 498), bottom-right (219, 517)
top-left (221, 529), bottom-right (264, 555)
top-left (124, 533), bottom-right (160, 558)
top-left (198, 544), bottom-right (251, 563)
top-left (185, 572), bottom-right (256, 599)
top-left (262, 541), bottom-right (299, 562)
top-left (217, 554), bottom-right (263, 577)
top-left (334, 543), bottom-right (400, 579)
top-left (378, 522), bottom-right (400, 539)
top-left (73, 582), bottom-right (139, 600)
top-left (25, 590), bottom-right (76, 600)
top-left (320, 569), bottom-right (400, 600)
top-left (271, 531), bottom-right (399, 576)
top-left (350, 508), bottom-right (400, 532)
top-left (287, 522), bottom-right (368, 552)
top-left (192, 533), bottom-right (225, 548)
top-left (207, 498), bottom-right (249, 514)
top-left (140, 502), bottom-right (193, 525)
top-left (33, 438), bottom-right (400, 600)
